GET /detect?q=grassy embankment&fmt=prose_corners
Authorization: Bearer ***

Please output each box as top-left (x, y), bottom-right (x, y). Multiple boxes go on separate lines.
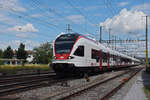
top-left (0, 64), bottom-right (51, 75)
top-left (143, 86), bottom-right (150, 100)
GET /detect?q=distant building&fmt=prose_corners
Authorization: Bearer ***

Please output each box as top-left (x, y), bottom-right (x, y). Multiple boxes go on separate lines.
top-left (0, 50), bottom-right (34, 65)
top-left (26, 50), bottom-right (34, 63)
top-left (0, 58), bottom-right (24, 65)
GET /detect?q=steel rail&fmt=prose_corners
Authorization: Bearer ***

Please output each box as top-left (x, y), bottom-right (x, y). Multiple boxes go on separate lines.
top-left (47, 67), bottom-right (143, 100)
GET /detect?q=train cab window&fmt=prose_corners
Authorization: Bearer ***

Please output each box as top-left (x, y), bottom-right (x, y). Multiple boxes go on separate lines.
top-left (74, 46), bottom-right (84, 57)
top-left (55, 34), bottom-right (79, 54)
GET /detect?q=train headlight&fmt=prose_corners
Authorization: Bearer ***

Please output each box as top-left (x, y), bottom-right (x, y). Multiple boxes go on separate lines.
top-left (68, 56), bottom-right (74, 59)
top-left (53, 56), bottom-right (56, 59)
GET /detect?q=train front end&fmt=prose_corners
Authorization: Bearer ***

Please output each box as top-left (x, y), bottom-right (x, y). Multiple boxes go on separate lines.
top-left (52, 33), bottom-right (79, 75)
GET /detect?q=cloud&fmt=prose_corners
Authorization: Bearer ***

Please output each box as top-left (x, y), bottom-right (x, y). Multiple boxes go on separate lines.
top-left (131, 3), bottom-right (150, 14)
top-left (94, 13), bottom-right (102, 17)
top-left (0, 40), bottom-right (21, 50)
top-left (66, 15), bottom-right (85, 24)
top-left (30, 14), bottom-right (43, 18)
top-left (84, 6), bottom-right (103, 11)
top-left (24, 40), bottom-right (40, 50)
top-left (0, 0), bottom-right (26, 12)
top-left (0, 40), bottom-right (40, 50)
top-left (8, 23), bottom-right (39, 32)
top-left (16, 33), bottom-right (28, 38)
top-left (100, 8), bottom-right (146, 34)
top-left (118, 2), bottom-right (129, 7)
top-left (0, 0), bottom-right (26, 27)
top-left (0, 13), bottom-right (19, 26)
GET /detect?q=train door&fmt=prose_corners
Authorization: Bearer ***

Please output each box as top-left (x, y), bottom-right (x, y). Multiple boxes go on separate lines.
top-left (113, 55), bottom-right (117, 69)
top-left (99, 50), bottom-right (103, 70)
top-left (84, 44), bottom-right (91, 66)
top-left (107, 53), bottom-right (110, 69)
top-left (73, 45), bottom-right (85, 66)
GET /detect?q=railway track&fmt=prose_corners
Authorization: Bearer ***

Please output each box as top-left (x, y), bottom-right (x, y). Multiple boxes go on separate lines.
top-left (0, 72), bottom-right (56, 84)
top-left (0, 71), bottom-right (55, 78)
top-left (0, 71), bottom-right (79, 97)
top-left (44, 67), bottom-right (143, 100)
top-left (0, 72), bottom-right (57, 97)
top-left (101, 67), bottom-right (142, 100)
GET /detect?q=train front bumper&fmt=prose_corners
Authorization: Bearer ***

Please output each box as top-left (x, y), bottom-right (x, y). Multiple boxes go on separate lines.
top-left (51, 63), bottom-right (75, 73)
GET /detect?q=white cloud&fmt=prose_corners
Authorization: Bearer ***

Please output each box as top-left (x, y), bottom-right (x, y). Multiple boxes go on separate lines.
top-left (84, 6), bottom-right (103, 11)
top-left (0, 40), bottom-right (21, 50)
top-left (8, 23), bottom-right (39, 32)
top-left (66, 15), bottom-right (85, 24)
top-left (16, 33), bottom-right (28, 38)
top-left (0, 40), bottom-right (40, 50)
top-left (0, 13), bottom-right (19, 26)
top-left (0, 0), bottom-right (26, 28)
top-left (118, 2), bottom-right (129, 7)
top-left (24, 40), bottom-right (40, 50)
top-left (0, 14), bottom-right (12, 22)
top-left (131, 3), bottom-right (150, 13)
top-left (0, 0), bottom-right (26, 12)
top-left (100, 8), bottom-right (146, 34)
top-left (94, 13), bottom-right (102, 17)
top-left (30, 14), bottom-right (43, 18)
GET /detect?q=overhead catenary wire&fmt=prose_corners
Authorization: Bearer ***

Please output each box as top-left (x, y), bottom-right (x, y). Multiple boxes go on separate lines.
top-left (31, 0), bottom-right (80, 33)
top-left (65, 0), bottom-right (95, 27)
top-left (0, 6), bottom-right (62, 39)
top-left (1, 4), bottom-right (64, 29)
top-left (104, 0), bottom-right (115, 17)
top-left (31, 0), bottom-right (93, 34)
top-left (65, 0), bottom-right (99, 38)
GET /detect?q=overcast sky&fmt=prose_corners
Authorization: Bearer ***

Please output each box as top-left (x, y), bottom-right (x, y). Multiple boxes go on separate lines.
top-left (0, 0), bottom-right (149, 57)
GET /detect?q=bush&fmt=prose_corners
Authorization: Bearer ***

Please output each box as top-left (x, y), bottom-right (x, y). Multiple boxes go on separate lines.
top-left (143, 86), bottom-right (150, 99)
top-left (0, 60), bottom-right (4, 65)
top-left (0, 65), bottom-right (51, 75)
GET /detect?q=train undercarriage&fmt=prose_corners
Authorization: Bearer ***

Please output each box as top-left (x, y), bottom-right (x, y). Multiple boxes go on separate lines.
top-left (51, 63), bottom-right (139, 77)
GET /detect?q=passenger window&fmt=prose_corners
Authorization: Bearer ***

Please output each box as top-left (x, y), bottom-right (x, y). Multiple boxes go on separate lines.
top-left (102, 52), bottom-right (107, 62)
top-left (91, 49), bottom-right (99, 62)
top-left (74, 46), bottom-right (84, 57)
top-left (91, 49), bottom-right (99, 58)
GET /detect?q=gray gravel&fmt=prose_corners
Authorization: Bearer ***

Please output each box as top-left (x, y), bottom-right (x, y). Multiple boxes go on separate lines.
top-left (109, 66), bottom-right (148, 100)
top-left (10, 70), bottom-right (124, 100)
top-left (46, 71), bottom-right (125, 100)
top-left (71, 70), bottom-right (133, 100)
top-left (109, 69), bottom-right (143, 100)
top-left (0, 67), bottom-right (138, 100)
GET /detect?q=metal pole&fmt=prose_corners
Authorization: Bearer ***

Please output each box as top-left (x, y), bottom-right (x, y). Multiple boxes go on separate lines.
top-left (99, 26), bottom-right (102, 43)
top-left (145, 16), bottom-right (149, 70)
top-left (67, 24), bottom-right (71, 33)
top-left (115, 36), bottom-right (116, 50)
top-left (108, 28), bottom-right (111, 47)
top-left (112, 35), bottom-right (114, 50)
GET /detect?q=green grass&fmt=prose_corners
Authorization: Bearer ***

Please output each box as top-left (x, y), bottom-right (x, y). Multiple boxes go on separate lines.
top-left (143, 86), bottom-right (150, 100)
top-left (0, 64), bottom-right (51, 75)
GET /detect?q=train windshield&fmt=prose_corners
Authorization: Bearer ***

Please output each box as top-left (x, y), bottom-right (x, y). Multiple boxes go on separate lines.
top-left (55, 34), bottom-right (79, 54)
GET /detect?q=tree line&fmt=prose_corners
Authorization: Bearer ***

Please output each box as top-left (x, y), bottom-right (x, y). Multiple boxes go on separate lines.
top-left (0, 42), bottom-right (52, 64)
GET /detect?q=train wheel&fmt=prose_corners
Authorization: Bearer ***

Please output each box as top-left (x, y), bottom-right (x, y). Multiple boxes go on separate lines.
top-left (78, 72), bottom-right (84, 78)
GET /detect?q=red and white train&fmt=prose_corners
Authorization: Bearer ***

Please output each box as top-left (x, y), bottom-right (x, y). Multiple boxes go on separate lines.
top-left (51, 33), bottom-right (140, 75)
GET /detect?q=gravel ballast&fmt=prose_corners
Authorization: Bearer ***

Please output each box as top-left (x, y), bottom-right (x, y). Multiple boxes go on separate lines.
top-left (13, 70), bottom-right (125, 100)
top-left (0, 66), bottom-right (142, 100)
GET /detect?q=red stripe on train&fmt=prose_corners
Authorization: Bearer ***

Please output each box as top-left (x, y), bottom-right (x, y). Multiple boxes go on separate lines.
top-left (107, 53), bottom-right (110, 69)
top-left (56, 54), bottom-right (70, 60)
